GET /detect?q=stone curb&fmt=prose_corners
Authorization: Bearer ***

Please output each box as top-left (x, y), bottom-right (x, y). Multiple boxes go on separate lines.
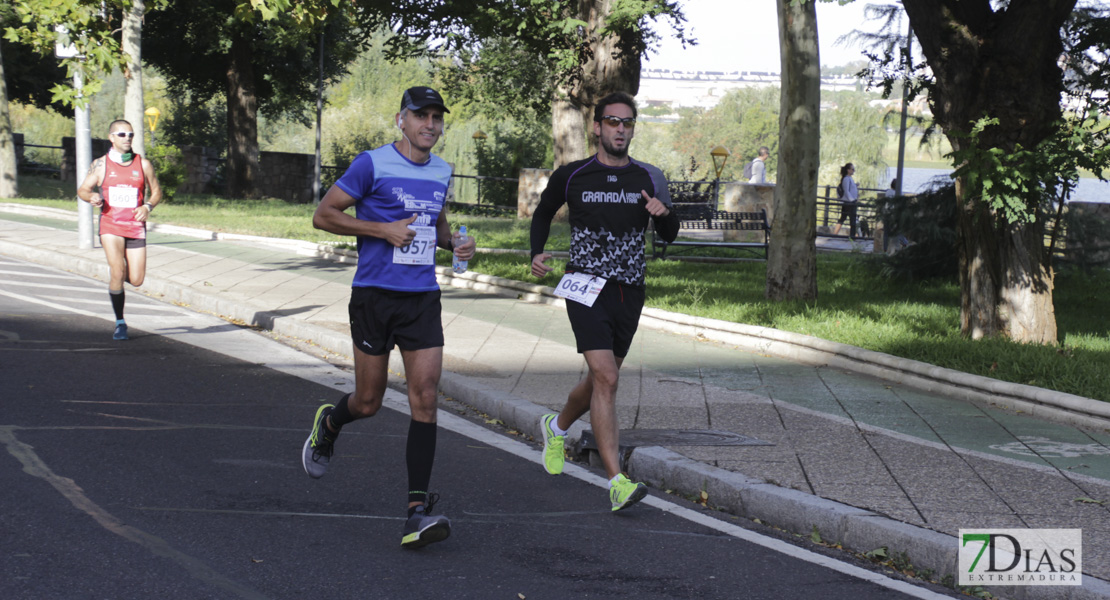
top-left (3, 233), bottom-right (1109, 598)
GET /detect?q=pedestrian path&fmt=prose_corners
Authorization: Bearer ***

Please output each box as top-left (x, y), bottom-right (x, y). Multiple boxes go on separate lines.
top-left (2, 207), bottom-right (1109, 594)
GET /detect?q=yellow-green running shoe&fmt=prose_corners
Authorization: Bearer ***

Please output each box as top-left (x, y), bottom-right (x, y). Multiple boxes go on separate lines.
top-left (401, 494), bottom-right (451, 549)
top-left (540, 414), bottom-right (565, 475)
top-left (609, 474), bottom-right (648, 511)
top-left (301, 404), bottom-right (336, 479)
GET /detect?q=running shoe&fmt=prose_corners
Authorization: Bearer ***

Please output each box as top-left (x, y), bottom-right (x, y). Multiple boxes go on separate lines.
top-left (113, 321), bottom-right (128, 340)
top-left (540, 413), bottom-right (565, 475)
top-left (301, 404), bottom-right (336, 479)
top-left (609, 474), bottom-right (648, 512)
top-left (401, 494), bottom-right (451, 549)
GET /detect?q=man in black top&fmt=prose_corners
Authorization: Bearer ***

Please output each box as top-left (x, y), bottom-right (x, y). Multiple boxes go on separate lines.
top-left (530, 91), bottom-right (679, 511)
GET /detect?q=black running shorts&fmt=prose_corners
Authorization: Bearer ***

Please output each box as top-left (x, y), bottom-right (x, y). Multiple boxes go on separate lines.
top-left (565, 280), bottom-right (645, 358)
top-left (348, 287), bottom-right (443, 356)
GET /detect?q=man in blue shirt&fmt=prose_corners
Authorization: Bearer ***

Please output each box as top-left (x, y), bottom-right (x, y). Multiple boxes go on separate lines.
top-left (302, 86), bottom-right (475, 549)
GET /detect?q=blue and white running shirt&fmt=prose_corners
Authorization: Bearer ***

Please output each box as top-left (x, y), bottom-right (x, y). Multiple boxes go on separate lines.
top-left (335, 144), bottom-right (453, 291)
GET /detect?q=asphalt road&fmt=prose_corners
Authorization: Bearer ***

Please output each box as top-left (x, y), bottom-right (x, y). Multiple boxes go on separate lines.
top-left (0, 255), bottom-right (961, 600)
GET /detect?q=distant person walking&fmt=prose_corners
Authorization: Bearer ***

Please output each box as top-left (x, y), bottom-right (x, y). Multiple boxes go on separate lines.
top-left (530, 91), bottom-right (679, 512)
top-left (748, 146), bottom-right (770, 184)
top-left (76, 119), bottom-right (162, 341)
top-left (302, 86), bottom-right (475, 549)
top-left (833, 162), bottom-right (859, 239)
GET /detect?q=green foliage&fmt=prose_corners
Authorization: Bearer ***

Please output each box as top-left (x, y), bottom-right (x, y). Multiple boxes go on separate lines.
top-left (434, 37), bottom-right (553, 123)
top-left (145, 144), bottom-right (186, 199)
top-left (162, 92), bottom-right (228, 151)
top-left (820, 92), bottom-right (889, 189)
top-left (471, 118), bottom-right (551, 207)
top-left (671, 87), bottom-right (779, 181)
top-left (0, 2), bottom-right (67, 111)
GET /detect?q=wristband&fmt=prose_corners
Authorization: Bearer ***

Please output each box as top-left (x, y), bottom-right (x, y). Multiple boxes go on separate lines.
top-left (144, 202), bottom-right (154, 212)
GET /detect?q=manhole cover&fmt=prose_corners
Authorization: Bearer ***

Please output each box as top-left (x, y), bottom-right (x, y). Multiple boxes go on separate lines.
top-left (577, 429), bottom-right (773, 453)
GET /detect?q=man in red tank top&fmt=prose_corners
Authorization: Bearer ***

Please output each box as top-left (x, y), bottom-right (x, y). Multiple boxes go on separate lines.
top-left (77, 120), bottom-right (163, 340)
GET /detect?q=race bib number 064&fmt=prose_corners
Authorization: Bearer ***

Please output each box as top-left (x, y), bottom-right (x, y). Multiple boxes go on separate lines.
top-left (554, 273), bottom-right (605, 307)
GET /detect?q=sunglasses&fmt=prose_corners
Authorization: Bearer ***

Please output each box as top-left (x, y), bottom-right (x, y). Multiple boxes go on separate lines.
top-left (599, 116), bottom-right (636, 128)
top-left (112, 132), bottom-right (135, 139)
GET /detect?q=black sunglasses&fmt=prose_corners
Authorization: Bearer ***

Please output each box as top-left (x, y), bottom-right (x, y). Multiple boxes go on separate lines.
top-left (112, 132), bottom-right (135, 139)
top-left (599, 115), bottom-right (636, 128)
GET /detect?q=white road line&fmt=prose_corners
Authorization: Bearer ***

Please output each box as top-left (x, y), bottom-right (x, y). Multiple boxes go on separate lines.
top-left (1, 280), bottom-right (104, 293)
top-left (4, 268), bottom-right (952, 599)
top-left (0, 288), bottom-right (103, 318)
top-left (0, 268), bottom-right (81, 280)
top-left (38, 294), bottom-right (185, 312)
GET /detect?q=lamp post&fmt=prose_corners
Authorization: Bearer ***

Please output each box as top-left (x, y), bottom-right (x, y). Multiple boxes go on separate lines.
top-left (472, 130), bottom-right (487, 205)
top-left (55, 25), bottom-right (94, 249)
top-left (710, 145), bottom-right (731, 210)
top-left (144, 106), bottom-right (161, 147)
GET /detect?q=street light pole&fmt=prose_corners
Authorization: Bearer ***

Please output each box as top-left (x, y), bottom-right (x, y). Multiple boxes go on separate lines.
top-left (74, 68), bottom-right (93, 249)
top-left (144, 106), bottom-right (160, 147)
top-left (56, 26), bottom-right (94, 249)
top-left (895, 20), bottom-right (913, 198)
top-left (710, 145), bottom-right (730, 211)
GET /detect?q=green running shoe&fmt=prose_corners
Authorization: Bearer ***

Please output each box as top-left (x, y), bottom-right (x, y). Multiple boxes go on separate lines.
top-left (301, 404), bottom-right (336, 479)
top-left (540, 414), bottom-right (565, 475)
top-left (401, 494), bottom-right (451, 549)
top-left (609, 474), bottom-right (648, 512)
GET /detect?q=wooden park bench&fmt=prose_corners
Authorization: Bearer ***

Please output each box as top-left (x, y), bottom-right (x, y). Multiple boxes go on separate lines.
top-left (651, 203), bottom-right (770, 259)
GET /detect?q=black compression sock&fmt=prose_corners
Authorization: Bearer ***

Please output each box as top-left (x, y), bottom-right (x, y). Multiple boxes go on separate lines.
top-left (406, 419), bottom-right (437, 506)
top-left (109, 289), bottom-right (125, 321)
top-left (328, 393), bottom-right (355, 431)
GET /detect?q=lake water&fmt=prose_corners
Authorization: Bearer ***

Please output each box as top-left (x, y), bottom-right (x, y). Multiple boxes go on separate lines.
top-left (886, 167), bottom-right (1110, 203)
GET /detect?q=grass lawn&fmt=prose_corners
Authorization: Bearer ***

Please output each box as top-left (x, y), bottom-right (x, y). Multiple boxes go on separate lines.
top-left (8, 175), bottom-right (1109, 402)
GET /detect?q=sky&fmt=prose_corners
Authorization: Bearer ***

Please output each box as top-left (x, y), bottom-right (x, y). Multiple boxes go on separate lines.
top-left (643, 1), bottom-right (884, 73)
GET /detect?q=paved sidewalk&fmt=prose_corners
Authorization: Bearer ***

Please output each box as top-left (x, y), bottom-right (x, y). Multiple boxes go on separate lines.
top-left (3, 208), bottom-right (1109, 598)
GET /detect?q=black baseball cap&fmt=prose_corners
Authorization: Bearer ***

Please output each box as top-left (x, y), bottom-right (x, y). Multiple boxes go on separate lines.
top-left (400, 86), bottom-right (450, 113)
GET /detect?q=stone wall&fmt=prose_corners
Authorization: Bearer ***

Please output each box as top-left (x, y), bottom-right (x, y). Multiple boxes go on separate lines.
top-left (1067, 201), bottom-right (1110, 265)
top-left (518, 168), bottom-right (569, 221)
top-left (13, 133), bottom-right (24, 164)
top-left (721, 182), bottom-right (774, 243)
top-left (177, 144), bottom-right (222, 195)
top-left (256, 150), bottom-right (317, 203)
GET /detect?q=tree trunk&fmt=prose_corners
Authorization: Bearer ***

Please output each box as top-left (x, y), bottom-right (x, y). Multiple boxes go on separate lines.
top-left (552, 88), bottom-right (588, 169)
top-left (226, 31), bottom-right (259, 199)
top-left (901, 0), bottom-right (1073, 343)
top-left (766, 0), bottom-right (818, 301)
top-left (551, 0), bottom-right (643, 167)
top-left (122, 0), bottom-right (146, 157)
top-left (0, 42), bottom-right (17, 198)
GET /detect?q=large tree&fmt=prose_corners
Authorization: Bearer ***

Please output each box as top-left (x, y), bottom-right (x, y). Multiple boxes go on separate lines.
top-left (767, 0), bottom-right (820, 301)
top-left (143, 0), bottom-right (378, 198)
top-left (121, 0), bottom-right (147, 157)
top-left (0, 40), bottom-right (16, 197)
top-left (392, 0), bottom-right (688, 167)
top-left (895, 0), bottom-right (1107, 343)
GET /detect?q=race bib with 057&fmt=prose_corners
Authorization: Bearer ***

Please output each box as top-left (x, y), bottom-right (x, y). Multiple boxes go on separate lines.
top-left (393, 225), bottom-right (436, 265)
top-left (553, 272), bottom-right (606, 307)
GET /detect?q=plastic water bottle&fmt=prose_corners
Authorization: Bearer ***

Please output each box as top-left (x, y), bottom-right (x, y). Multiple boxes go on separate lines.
top-left (452, 225), bottom-right (469, 274)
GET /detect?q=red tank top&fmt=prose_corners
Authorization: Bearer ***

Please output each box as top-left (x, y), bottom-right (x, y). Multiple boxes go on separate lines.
top-left (99, 153), bottom-right (147, 239)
